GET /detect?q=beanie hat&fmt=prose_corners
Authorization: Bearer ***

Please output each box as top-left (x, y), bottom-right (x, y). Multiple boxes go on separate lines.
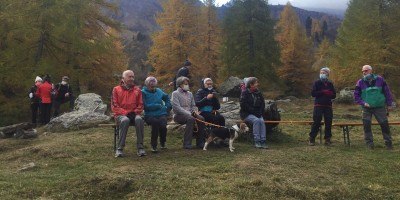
top-left (320, 67), bottom-right (330, 75)
top-left (62, 76), bottom-right (70, 80)
top-left (176, 76), bottom-right (189, 88)
top-left (203, 78), bottom-right (212, 85)
top-left (144, 76), bottom-right (157, 86)
top-left (183, 60), bottom-right (192, 66)
top-left (35, 76), bottom-right (43, 82)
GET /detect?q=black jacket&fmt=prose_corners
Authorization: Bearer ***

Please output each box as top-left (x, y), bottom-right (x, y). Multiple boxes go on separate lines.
top-left (173, 66), bottom-right (190, 90)
top-left (54, 83), bottom-right (73, 101)
top-left (29, 85), bottom-right (41, 103)
top-left (240, 89), bottom-right (265, 119)
top-left (311, 79), bottom-right (336, 106)
top-left (195, 87), bottom-right (220, 112)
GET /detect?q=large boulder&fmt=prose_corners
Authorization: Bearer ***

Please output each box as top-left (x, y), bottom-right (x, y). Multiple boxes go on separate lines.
top-left (335, 87), bottom-right (354, 104)
top-left (217, 76), bottom-right (243, 98)
top-left (45, 93), bottom-right (110, 132)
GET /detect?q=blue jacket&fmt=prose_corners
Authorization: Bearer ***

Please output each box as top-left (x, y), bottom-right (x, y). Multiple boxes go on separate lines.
top-left (141, 86), bottom-right (171, 118)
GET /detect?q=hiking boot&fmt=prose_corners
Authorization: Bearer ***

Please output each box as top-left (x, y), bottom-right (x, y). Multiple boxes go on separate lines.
top-left (137, 149), bottom-right (147, 157)
top-left (255, 141), bottom-right (262, 148)
top-left (309, 137), bottom-right (316, 146)
top-left (160, 144), bottom-right (167, 149)
top-left (115, 149), bottom-right (123, 158)
top-left (385, 141), bottom-right (393, 150)
top-left (183, 145), bottom-right (192, 149)
top-left (324, 138), bottom-right (332, 146)
top-left (151, 146), bottom-right (158, 153)
top-left (260, 140), bottom-right (269, 149)
top-left (367, 143), bottom-right (375, 150)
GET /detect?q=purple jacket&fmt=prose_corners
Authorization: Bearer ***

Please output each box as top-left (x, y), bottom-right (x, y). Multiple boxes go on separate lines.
top-left (354, 74), bottom-right (393, 107)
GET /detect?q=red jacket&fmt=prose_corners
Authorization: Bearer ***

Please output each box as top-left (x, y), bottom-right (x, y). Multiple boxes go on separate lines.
top-left (35, 81), bottom-right (52, 103)
top-left (111, 82), bottom-right (143, 116)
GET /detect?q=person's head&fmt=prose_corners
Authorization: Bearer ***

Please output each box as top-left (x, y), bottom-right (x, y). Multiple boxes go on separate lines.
top-left (203, 78), bottom-right (213, 90)
top-left (246, 77), bottom-right (259, 91)
top-left (362, 65), bottom-right (373, 79)
top-left (43, 74), bottom-right (51, 83)
top-left (144, 76), bottom-right (158, 91)
top-left (35, 76), bottom-right (43, 86)
top-left (176, 76), bottom-right (190, 91)
top-left (183, 60), bottom-right (192, 68)
top-left (320, 67), bottom-right (330, 81)
top-left (122, 70), bottom-right (135, 87)
top-left (62, 76), bottom-right (69, 85)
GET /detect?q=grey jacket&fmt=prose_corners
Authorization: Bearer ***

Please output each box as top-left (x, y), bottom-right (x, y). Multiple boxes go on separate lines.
top-left (171, 88), bottom-right (197, 117)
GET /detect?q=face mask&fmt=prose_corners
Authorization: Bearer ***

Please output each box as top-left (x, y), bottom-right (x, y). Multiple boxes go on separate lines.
top-left (207, 86), bottom-right (213, 91)
top-left (320, 74), bottom-right (327, 80)
top-left (363, 74), bottom-right (372, 80)
top-left (61, 81), bottom-right (68, 85)
top-left (182, 84), bottom-right (189, 91)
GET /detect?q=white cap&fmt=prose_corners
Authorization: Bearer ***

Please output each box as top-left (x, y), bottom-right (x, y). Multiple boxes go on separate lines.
top-left (35, 76), bottom-right (43, 82)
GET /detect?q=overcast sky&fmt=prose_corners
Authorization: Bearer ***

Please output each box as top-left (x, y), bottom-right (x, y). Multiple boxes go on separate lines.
top-left (214, 0), bottom-right (350, 10)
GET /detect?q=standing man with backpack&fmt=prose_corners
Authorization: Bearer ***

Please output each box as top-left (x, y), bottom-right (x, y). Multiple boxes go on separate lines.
top-left (53, 76), bottom-right (75, 117)
top-left (169, 60), bottom-right (192, 91)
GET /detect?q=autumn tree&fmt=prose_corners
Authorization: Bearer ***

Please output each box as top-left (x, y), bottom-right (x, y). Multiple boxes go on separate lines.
top-left (149, 0), bottom-right (201, 88)
top-left (332, 0), bottom-right (400, 90)
top-left (0, 0), bottom-right (127, 125)
top-left (275, 3), bottom-right (313, 96)
top-left (220, 0), bottom-right (280, 87)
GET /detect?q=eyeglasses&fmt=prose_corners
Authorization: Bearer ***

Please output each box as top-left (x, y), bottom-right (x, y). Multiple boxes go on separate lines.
top-left (362, 70), bottom-right (369, 73)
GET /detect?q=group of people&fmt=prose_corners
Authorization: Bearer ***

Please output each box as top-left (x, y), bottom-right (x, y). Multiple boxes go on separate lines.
top-left (29, 75), bottom-right (75, 126)
top-left (310, 65), bottom-right (393, 150)
top-left (112, 60), bottom-right (269, 157)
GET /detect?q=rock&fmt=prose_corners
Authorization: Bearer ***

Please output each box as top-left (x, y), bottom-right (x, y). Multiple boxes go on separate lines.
top-left (0, 122), bottom-right (34, 139)
top-left (217, 76), bottom-right (243, 98)
top-left (14, 129), bottom-right (38, 139)
top-left (45, 93), bottom-right (110, 132)
top-left (74, 93), bottom-right (107, 114)
top-left (335, 87), bottom-right (354, 104)
top-left (19, 162), bottom-right (36, 172)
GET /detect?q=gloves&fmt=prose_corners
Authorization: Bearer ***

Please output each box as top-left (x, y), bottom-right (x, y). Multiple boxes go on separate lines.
top-left (322, 90), bottom-right (333, 97)
top-left (126, 112), bottom-right (136, 122)
top-left (29, 93), bottom-right (33, 98)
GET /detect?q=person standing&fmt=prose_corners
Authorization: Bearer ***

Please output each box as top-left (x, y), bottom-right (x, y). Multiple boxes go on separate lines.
top-left (35, 75), bottom-right (53, 125)
top-left (142, 76), bottom-right (171, 152)
top-left (53, 76), bottom-right (75, 117)
top-left (354, 65), bottom-right (393, 150)
top-left (29, 76), bottom-right (43, 126)
top-left (239, 77), bottom-right (268, 149)
top-left (172, 76), bottom-right (205, 149)
top-left (309, 67), bottom-right (336, 146)
top-left (112, 70), bottom-right (146, 157)
top-left (169, 60), bottom-right (192, 90)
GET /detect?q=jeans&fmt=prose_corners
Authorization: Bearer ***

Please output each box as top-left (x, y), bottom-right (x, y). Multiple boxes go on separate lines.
top-left (245, 114), bottom-right (266, 142)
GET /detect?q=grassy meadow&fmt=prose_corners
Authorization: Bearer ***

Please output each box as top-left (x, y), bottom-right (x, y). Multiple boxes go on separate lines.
top-left (1, 98), bottom-right (399, 199)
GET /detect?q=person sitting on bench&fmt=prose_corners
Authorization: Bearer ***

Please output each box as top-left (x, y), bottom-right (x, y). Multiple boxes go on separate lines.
top-left (112, 70), bottom-right (146, 157)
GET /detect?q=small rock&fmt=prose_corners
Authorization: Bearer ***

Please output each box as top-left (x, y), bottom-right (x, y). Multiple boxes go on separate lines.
top-left (19, 162), bottom-right (36, 172)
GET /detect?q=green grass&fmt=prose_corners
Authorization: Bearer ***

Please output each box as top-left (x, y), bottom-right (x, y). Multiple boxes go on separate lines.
top-left (1, 99), bottom-right (399, 199)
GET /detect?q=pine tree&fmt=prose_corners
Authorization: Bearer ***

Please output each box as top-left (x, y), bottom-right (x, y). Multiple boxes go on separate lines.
top-left (149, 0), bottom-right (201, 87)
top-left (275, 3), bottom-right (313, 96)
top-left (220, 0), bottom-right (280, 87)
top-left (333, 0), bottom-right (400, 89)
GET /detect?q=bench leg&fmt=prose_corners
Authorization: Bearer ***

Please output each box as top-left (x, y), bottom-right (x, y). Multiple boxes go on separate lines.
top-left (342, 126), bottom-right (350, 146)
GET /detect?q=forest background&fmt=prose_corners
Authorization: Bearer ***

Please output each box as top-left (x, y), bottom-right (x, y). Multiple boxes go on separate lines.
top-left (0, 0), bottom-right (399, 126)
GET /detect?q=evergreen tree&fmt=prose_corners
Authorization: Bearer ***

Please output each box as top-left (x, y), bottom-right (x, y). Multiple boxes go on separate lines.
top-left (305, 16), bottom-right (312, 37)
top-left (149, 0), bottom-right (201, 87)
top-left (333, 0), bottom-right (400, 89)
top-left (275, 3), bottom-right (313, 96)
top-left (220, 0), bottom-right (279, 87)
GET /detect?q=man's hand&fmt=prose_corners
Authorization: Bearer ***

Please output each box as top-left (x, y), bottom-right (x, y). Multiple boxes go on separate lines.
top-left (364, 103), bottom-right (370, 107)
top-left (65, 92), bottom-right (69, 97)
top-left (168, 82), bottom-right (174, 87)
top-left (387, 106), bottom-right (393, 111)
top-left (206, 94), bottom-right (214, 99)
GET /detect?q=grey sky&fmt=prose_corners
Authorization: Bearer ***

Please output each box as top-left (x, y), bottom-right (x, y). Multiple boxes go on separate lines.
top-left (215, 0), bottom-right (350, 10)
